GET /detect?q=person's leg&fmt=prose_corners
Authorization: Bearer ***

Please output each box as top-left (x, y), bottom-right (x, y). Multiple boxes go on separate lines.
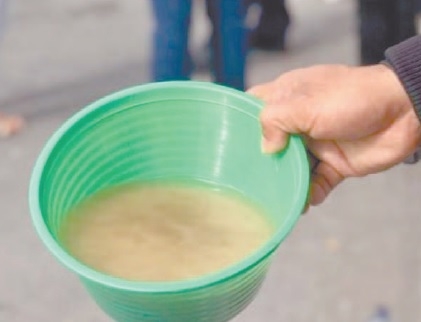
top-left (151, 0), bottom-right (192, 81)
top-left (250, 0), bottom-right (290, 51)
top-left (205, 0), bottom-right (247, 90)
top-left (394, 0), bottom-right (416, 43)
top-left (358, 0), bottom-right (416, 65)
top-left (358, 0), bottom-right (393, 65)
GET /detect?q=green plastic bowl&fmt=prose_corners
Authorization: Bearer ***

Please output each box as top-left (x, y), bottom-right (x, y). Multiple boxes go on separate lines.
top-left (29, 81), bottom-right (309, 322)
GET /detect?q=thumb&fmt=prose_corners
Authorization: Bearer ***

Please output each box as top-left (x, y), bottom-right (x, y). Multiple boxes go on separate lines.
top-left (248, 84), bottom-right (291, 153)
top-left (247, 82), bottom-right (275, 100)
top-left (260, 103), bottom-right (309, 153)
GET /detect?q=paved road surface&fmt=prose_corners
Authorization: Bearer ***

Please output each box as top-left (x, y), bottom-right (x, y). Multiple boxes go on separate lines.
top-left (1, 1), bottom-right (421, 321)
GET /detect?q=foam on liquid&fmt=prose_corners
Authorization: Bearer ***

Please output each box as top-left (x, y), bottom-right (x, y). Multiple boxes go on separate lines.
top-left (59, 183), bottom-right (273, 281)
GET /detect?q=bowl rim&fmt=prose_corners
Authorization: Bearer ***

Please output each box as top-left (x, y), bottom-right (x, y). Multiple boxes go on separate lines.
top-left (29, 81), bottom-right (310, 293)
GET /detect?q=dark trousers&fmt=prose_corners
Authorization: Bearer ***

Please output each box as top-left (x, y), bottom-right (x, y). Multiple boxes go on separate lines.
top-left (247, 0), bottom-right (289, 48)
top-left (151, 0), bottom-right (247, 90)
top-left (358, 0), bottom-right (416, 65)
top-left (256, 0), bottom-right (289, 41)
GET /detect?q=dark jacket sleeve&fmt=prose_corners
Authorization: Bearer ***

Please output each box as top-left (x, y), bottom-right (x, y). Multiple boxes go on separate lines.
top-left (385, 36), bottom-right (421, 121)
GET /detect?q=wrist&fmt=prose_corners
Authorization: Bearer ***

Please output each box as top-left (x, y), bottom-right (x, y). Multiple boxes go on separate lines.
top-left (367, 64), bottom-right (421, 153)
top-left (372, 64), bottom-right (417, 121)
top-left (385, 36), bottom-right (421, 122)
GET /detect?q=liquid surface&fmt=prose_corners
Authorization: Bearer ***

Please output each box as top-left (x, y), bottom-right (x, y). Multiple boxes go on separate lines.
top-left (59, 183), bottom-right (273, 281)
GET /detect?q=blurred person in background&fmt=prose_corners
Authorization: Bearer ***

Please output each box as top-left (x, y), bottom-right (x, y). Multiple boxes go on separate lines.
top-left (151, 0), bottom-right (248, 91)
top-left (247, 0), bottom-right (290, 51)
top-left (417, 0), bottom-right (421, 33)
top-left (0, 0), bottom-right (24, 137)
top-left (358, 0), bottom-right (417, 65)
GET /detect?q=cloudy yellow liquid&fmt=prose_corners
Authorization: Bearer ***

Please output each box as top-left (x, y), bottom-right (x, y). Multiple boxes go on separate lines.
top-left (59, 183), bottom-right (273, 282)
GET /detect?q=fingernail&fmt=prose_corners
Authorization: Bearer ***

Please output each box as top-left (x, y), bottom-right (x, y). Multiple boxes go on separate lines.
top-left (261, 137), bottom-right (282, 154)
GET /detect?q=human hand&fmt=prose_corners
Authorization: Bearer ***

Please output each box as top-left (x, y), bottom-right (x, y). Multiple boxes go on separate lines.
top-left (249, 64), bottom-right (421, 206)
